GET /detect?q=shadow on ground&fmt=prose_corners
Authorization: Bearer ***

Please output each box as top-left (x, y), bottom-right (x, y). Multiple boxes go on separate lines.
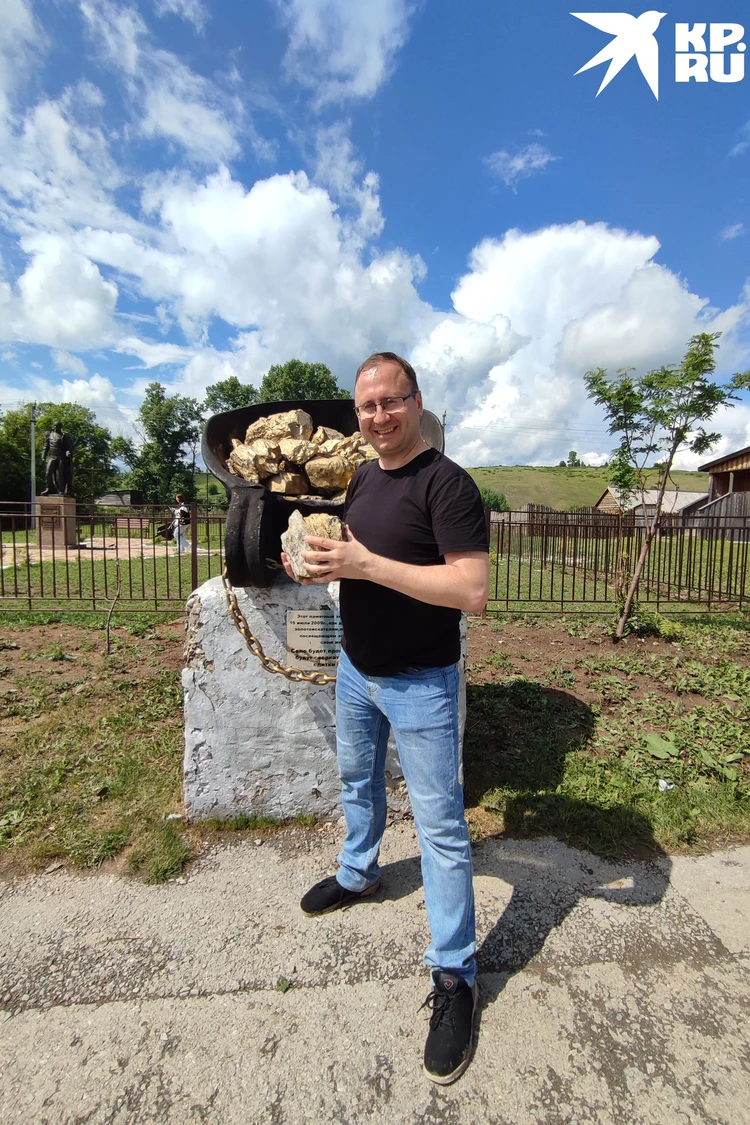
top-left (381, 678), bottom-right (671, 1030)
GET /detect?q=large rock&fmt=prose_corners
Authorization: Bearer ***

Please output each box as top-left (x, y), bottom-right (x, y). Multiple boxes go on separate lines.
top-left (245, 409), bottom-right (314, 445)
top-left (281, 510), bottom-right (344, 580)
top-left (227, 439), bottom-right (260, 483)
top-left (305, 454), bottom-right (356, 491)
top-left (266, 471), bottom-right (309, 495)
top-left (278, 437), bottom-right (319, 465)
top-left (183, 577), bottom-right (468, 821)
top-left (311, 425), bottom-right (344, 445)
top-left (184, 577), bottom-right (401, 819)
top-left (248, 439), bottom-right (284, 479)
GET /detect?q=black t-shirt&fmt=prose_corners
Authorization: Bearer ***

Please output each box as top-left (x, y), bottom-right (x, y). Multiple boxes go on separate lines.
top-left (340, 447), bottom-right (489, 675)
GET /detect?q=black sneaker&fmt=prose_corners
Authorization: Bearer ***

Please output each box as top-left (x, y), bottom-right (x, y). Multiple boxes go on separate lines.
top-left (300, 874), bottom-right (381, 916)
top-left (422, 972), bottom-right (478, 1084)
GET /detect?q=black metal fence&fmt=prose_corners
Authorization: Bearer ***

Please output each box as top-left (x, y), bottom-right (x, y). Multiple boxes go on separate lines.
top-left (0, 502), bottom-right (226, 612)
top-left (0, 502), bottom-right (748, 614)
top-left (486, 509), bottom-right (749, 614)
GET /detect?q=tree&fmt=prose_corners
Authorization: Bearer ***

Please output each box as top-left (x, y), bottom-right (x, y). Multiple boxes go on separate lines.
top-left (0, 402), bottom-right (115, 505)
top-left (567, 450), bottom-right (582, 467)
top-left (584, 332), bottom-right (750, 639)
top-left (203, 376), bottom-right (258, 415)
top-left (259, 359), bottom-right (350, 402)
top-left (557, 460), bottom-right (566, 468)
top-left (478, 487), bottom-right (510, 512)
top-left (112, 382), bottom-right (202, 503)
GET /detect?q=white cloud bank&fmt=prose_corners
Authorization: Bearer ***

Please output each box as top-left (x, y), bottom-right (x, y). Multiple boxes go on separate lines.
top-left (0, 0), bottom-right (748, 474)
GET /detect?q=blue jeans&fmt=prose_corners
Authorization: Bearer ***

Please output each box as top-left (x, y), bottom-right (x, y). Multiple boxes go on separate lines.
top-left (334, 648), bottom-right (476, 985)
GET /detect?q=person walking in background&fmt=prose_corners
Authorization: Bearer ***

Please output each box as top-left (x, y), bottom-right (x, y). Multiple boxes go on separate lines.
top-left (281, 351), bottom-right (489, 1084)
top-left (170, 493), bottom-right (190, 554)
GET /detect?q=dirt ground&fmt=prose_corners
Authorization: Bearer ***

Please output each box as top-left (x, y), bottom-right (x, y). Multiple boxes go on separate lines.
top-left (1, 611), bottom-right (747, 748)
top-left (467, 616), bottom-right (750, 706)
top-left (1, 611), bottom-right (748, 881)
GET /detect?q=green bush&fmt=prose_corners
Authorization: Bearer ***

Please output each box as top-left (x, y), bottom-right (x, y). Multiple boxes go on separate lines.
top-left (478, 487), bottom-right (509, 512)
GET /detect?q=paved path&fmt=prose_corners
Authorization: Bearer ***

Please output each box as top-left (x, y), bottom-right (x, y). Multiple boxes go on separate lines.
top-left (2, 828), bottom-right (749, 1124)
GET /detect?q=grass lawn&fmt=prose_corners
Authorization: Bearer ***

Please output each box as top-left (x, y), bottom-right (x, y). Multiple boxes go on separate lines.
top-left (0, 552), bottom-right (223, 610)
top-left (0, 612), bottom-right (191, 882)
top-left (464, 613), bottom-right (750, 856)
top-left (0, 609), bottom-right (748, 883)
top-left (467, 464), bottom-right (707, 510)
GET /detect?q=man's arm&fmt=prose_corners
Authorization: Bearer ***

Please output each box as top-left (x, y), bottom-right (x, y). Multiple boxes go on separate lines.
top-left (286, 531), bottom-right (489, 613)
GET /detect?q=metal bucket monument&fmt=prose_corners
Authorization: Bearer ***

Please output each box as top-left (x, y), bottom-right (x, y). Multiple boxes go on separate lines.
top-left (183, 400), bottom-right (453, 822)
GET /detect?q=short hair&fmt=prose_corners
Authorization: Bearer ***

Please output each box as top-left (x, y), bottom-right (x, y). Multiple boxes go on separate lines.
top-left (355, 352), bottom-right (419, 393)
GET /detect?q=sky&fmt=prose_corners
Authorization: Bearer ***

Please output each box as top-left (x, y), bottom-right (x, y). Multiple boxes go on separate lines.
top-left (1, 0), bottom-right (750, 470)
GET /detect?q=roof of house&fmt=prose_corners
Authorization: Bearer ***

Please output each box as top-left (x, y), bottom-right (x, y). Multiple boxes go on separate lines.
top-left (634, 490), bottom-right (709, 512)
top-left (596, 487), bottom-right (708, 513)
top-left (698, 444), bottom-right (750, 472)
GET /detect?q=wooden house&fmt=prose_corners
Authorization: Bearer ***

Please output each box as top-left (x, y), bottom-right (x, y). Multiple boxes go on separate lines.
top-left (698, 445), bottom-right (750, 501)
top-left (594, 487), bottom-right (708, 521)
top-left (696, 445), bottom-right (750, 523)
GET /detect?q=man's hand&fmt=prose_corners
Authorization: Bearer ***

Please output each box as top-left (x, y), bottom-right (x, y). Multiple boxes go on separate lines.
top-left (280, 550), bottom-right (318, 586)
top-left (301, 527), bottom-right (373, 582)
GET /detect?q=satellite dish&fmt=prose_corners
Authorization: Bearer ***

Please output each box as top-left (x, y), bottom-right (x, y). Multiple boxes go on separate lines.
top-left (420, 410), bottom-right (445, 453)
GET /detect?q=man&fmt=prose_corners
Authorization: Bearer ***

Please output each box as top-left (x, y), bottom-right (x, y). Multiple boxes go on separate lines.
top-left (281, 352), bottom-right (489, 1084)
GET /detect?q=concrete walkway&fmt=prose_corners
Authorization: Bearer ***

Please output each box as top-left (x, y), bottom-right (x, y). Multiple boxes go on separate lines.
top-left (1, 827), bottom-right (749, 1124)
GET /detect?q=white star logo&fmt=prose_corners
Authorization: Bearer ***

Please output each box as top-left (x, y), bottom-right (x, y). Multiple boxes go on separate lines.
top-left (572, 11), bottom-right (667, 99)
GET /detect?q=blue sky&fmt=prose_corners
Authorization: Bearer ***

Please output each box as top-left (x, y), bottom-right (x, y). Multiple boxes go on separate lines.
top-left (1, 0), bottom-right (749, 468)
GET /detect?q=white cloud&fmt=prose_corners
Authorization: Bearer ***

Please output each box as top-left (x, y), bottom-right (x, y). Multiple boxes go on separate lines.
top-left (275, 0), bottom-right (415, 106)
top-left (154, 0), bottom-right (208, 33)
top-left (53, 349), bottom-right (89, 377)
top-left (721, 222), bottom-right (745, 241)
top-left (62, 372), bottom-right (117, 408)
top-left (485, 143), bottom-right (559, 192)
top-left (445, 222), bottom-right (750, 466)
top-left (729, 122), bottom-right (750, 157)
top-left (78, 162), bottom-right (429, 368)
top-left (0, 0), bottom-right (40, 120)
top-left (672, 402), bottom-right (750, 470)
top-left (581, 451), bottom-right (609, 467)
top-left (80, 0), bottom-right (241, 163)
top-left (0, 84), bottom-right (133, 239)
top-left (314, 122), bottom-right (383, 243)
top-left (141, 88), bottom-right (238, 163)
top-left (409, 315), bottom-right (526, 415)
top-left (558, 263), bottom-right (707, 374)
top-left (0, 235), bottom-right (119, 350)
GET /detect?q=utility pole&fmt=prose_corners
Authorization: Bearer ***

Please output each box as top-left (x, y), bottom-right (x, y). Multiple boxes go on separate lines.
top-left (30, 403), bottom-right (37, 530)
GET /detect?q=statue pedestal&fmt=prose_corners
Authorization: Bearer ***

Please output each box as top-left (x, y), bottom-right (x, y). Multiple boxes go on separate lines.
top-left (182, 576), bottom-right (466, 822)
top-left (36, 495), bottom-right (77, 549)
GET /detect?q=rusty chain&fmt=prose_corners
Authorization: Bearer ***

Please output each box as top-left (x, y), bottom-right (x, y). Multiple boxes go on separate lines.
top-left (221, 567), bottom-right (337, 685)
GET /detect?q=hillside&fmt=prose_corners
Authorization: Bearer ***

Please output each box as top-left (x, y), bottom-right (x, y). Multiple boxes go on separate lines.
top-left (466, 465), bottom-right (708, 511)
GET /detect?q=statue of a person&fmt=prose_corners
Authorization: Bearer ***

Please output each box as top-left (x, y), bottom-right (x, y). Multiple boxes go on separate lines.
top-left (41, 423), bottom-right (75, 496)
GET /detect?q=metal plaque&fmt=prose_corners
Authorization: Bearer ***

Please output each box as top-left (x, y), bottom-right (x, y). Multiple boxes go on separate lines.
top-left (286, 607), bottom-right (343, 671)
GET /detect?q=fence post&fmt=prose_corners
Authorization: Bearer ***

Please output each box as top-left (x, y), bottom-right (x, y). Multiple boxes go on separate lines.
top-left (190, 502), bottom-right (199, 592)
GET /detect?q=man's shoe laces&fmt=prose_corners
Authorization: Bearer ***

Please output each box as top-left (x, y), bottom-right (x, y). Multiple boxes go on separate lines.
top-left (420, 989), bottom-right (457, 1032)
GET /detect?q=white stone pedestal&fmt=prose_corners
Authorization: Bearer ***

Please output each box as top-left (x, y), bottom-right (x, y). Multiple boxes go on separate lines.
top-left (183, 575), bottom-right (466, 822)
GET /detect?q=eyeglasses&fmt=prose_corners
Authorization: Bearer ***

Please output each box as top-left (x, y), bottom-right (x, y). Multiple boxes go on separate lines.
top-left (354, 392), bottom-right (417, 419)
